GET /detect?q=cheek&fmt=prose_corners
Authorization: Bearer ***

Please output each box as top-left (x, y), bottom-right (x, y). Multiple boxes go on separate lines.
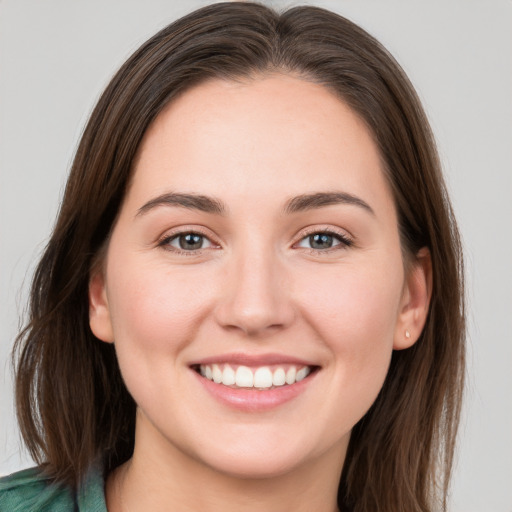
top-left (296, 261), bottom-right (403, 412)
top-left (299, 260), bottom-right (403, 341)
top-left (105, 260), bottom-right (219, 418)
top-left (105, 259), bottom-right (218, 398)
top-left (108, 261), bottom-right (210, 343)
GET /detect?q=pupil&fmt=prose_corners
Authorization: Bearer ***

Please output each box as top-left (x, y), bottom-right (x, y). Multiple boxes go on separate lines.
top-left (310, 233), bottom-right (333, 249)
top-left (179, 233), bottom-right (203, 250)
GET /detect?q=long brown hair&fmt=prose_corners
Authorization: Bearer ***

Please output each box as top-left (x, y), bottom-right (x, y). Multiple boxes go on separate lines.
top-left (13, 3), bottom-right (465, 511)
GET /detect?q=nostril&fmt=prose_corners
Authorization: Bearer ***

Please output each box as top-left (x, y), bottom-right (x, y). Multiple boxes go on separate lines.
top-left (214, 301), bottom-right (295, 337)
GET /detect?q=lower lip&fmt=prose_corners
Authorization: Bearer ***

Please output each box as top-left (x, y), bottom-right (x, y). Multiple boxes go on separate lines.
top-left (192, 369), bottom-right (318, 412)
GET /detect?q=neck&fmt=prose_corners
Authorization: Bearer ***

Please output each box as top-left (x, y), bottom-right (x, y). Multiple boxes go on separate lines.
top-left (106, 412), bottom-right (346, 512)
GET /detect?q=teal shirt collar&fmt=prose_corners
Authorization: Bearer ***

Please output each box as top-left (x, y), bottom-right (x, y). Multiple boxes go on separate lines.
top-left (0, 463), bottom-right (107, 512)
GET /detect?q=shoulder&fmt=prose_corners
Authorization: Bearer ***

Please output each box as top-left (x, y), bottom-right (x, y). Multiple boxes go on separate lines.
top-left (0, 465), bottom-right (107, 512)
top-left (0, 467), bottom-right (74, 511)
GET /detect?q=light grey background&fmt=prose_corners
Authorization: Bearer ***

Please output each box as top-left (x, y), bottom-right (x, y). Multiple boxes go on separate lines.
top-left (1, 1), bottom-right (511, 510)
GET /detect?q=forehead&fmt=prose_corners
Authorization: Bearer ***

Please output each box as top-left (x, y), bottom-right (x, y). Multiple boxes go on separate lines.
top-left (128, 74), bottom-right (393, 217)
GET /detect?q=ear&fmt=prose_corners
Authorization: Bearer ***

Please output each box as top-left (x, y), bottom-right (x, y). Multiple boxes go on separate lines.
top-left (394, 247), bottom-right (432, 350)
top-left (89, 269), bottom-right (114, 343)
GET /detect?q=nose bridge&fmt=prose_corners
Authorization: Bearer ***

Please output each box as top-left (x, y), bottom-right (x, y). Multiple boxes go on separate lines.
top-left (215, 236), bottom-right (293, 335)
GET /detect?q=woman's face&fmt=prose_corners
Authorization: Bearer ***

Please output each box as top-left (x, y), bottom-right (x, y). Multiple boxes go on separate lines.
top-left (90, 74), bottom-right (425, 479)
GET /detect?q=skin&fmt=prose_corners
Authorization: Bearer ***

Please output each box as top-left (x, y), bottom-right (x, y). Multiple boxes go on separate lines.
top-left (89, 74), bottom-right (431, 512)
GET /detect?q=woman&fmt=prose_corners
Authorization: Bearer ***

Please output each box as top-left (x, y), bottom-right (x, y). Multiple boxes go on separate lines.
top-left (0, 2), bottom-right (465, 511)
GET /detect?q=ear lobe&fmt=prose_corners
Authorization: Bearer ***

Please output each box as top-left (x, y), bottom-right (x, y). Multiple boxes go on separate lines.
top-left (394, 247), bottom-right (432, 350)
top-left (89, 270), bottom-right (114, 343)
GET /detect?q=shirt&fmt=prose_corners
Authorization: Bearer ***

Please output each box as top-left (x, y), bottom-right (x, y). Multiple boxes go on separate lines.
top-left (0, 465), bottom-right (107, 512)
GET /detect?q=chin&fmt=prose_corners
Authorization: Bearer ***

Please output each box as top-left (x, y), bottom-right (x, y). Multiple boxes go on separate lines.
top-left (201, 449), bottom-right (307, 480)
top-left (186, 426), bottom-right (335, 480)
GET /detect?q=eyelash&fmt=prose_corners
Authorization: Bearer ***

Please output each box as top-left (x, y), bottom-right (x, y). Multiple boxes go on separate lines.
top-left (157, 228), bottom-right (216, 256)
top-left (157, 227), bottom-right (353, 256)
top-left (297, 227), bottom-right (353, 255)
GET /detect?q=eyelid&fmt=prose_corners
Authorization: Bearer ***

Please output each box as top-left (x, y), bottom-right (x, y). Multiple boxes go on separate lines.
top-left (154, 224), bottom-right (354, 256)
top-left (156, 226), bottom-right (221, 254)
top-left (293, 226), bottom-right (354, 253)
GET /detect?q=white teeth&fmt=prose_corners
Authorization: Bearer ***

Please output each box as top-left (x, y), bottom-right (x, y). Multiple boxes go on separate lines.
top-left (222, 365), bottom-right (236, 386)
top-left (272, 367), bottom-right (286, 386)
top-left (212, 364), bottom-right (223, 384)
top-left (254, 367), bottom-right (273, 388)
top-left (285, 367), bottom-right (296, 385)
top-left (295, 367), bottom-right (310, 382)
top-left (198, 363), bottom-right (313, 388)
top-left (235, 366), bottom-right (254, 388)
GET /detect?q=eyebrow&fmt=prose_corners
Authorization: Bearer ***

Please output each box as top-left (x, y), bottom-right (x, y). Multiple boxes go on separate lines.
top-left (283, 192), bottom-right (375, 216)
top-left (137, 193), bottom-right (227, 217)
top-left (136, 191), bottom-right (374, 217)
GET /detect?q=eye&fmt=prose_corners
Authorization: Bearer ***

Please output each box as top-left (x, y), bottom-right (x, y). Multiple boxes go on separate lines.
top-left (296, 230), bottom-right (352, 251)
top-left (161, 232), bottom-right (214, 252)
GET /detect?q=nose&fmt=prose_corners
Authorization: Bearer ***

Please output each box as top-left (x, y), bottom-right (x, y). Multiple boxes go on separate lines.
top-left (214, 246), bottom-right (295, 337)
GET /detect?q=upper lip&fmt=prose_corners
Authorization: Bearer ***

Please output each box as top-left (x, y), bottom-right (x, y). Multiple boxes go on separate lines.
top-left (189, 352), bottom-right (319, 368)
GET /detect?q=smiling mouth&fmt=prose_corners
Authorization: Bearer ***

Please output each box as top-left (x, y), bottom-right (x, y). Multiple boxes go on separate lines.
top-left (192, 363), bottom-right (319, 390)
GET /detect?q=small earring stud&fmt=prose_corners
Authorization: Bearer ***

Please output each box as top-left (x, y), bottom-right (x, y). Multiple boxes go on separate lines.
top-left (405, 330), bottom-right (411, 339)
